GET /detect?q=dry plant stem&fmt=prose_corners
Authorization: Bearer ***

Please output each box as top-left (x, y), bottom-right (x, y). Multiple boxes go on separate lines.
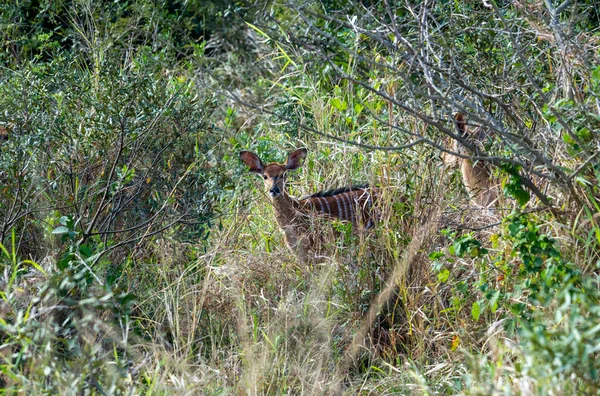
top-left (130, 163), bottom-right (198, 249)
top-left (0, 156), bottom-right (35, 241)
top-left (84, 114), bottom-right (127, 240)
top-left (236, 254), bottom-right (339, 393)
top-left (333, 198), bottom-right (443, 388)
top-left (491, 1), bottom-right (590, 158)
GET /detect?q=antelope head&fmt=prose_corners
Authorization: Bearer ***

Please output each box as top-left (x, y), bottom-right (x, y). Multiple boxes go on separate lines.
top-left (0, 126), bottom-right (8, 144)
top-left (240, 148), bottom-right (307, 198)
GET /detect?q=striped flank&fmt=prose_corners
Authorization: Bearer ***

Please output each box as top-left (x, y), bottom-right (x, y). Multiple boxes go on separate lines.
top-left (299, 186), bottom-right (377, 228)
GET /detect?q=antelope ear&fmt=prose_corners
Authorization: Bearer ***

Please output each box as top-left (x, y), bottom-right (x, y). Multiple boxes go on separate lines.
top-left (285, 148), bottom-right (307, 170)
top-left (454, 113), bottom-right (468, 136)
top-left (239, 151), bottom-right (264, 174)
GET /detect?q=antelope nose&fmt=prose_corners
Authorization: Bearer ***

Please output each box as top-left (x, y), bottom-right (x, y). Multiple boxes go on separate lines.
top-left (269, 186), bottom-right (280, 196)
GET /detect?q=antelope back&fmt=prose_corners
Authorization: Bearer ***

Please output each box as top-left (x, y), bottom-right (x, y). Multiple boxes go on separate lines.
top-left (300, 185), bottom-right (378, 228)
top-left (446, 114), bottom-right (498, 208)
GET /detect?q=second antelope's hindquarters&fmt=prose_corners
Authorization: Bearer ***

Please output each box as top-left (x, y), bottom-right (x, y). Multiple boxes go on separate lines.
top-left (450, 113), bottom-right (499, 208)
top-left (441, 113), bottom-right (466, 169)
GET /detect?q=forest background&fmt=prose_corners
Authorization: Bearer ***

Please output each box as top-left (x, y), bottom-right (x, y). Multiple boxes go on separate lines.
top-left (1, 0), bottom-right (599, 394)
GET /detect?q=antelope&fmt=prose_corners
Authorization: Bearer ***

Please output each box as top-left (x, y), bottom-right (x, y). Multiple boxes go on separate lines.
top-left (239, 148), bottom-right (377, 262)
top-left (0, 126), bottom-right (8, 144)
top-left (442, 113), bottom-right (499, 208)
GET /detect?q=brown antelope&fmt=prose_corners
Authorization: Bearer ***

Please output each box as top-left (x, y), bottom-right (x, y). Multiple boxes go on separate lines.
top-left (442, 113), bottom-right (499, 208)
top-left (0, 126), bottom-right (8, 144)
top-left (239, 148), bottom-right (377, 261)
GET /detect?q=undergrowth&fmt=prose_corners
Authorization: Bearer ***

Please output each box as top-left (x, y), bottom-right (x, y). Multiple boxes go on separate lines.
top-left (1, 0), bottom-right (599, 394)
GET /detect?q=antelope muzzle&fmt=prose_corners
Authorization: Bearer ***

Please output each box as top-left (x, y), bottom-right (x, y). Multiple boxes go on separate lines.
top-left (269, 185), bottom-right (281, 197)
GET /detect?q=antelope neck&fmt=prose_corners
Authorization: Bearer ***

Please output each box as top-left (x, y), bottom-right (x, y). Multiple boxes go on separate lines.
top-left (271, 191), bottom-right (301, 215)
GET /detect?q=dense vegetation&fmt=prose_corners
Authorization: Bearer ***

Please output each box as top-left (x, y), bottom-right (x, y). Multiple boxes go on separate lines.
top-left (1, 0), bottom-right (599, 393)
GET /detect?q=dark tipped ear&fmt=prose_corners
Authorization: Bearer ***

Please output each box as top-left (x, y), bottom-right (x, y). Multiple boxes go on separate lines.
top-left (239, 151), bottom-right (264, 174)
top-left (285, 148), bottom-right (307, 170)
top-left (454, 113), bottom-right (468, 137)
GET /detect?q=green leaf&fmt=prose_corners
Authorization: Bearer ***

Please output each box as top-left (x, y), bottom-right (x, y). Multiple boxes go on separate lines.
top-left (577, 127), bottom-right (591, 140)
top-left (502, 175), bottom-right (530, 206)
top-left (592, 65), bottom-right (600, 84)
top-left (52, 226), bottom-right (70, 235)
top-left (562, 133), bottom-right (574, 144)
top-left (79, 244), bottom-right (93, 259)
top-left (0, 242), bottom-right (10, 261)
top-left (456, 281), bottom-right (469, 294)
top-left (57, 254), bottom-right (73, 270)
top-left (20, 259), bottom-right (45, 274)
top-left (429, 251), bottom-right (444, 260)
top-left (354, 103), bottom-right (364, 115)
top-left (115, 292), bottom-right (136, 308)
top-left (437, 268), bottom-right (450, 283)
top-left (514, 188), bottom-right (530, 206)
top-left (489, 290), bottom-right (500, 313)
top-left (105, 265), bottom-right (122, 287)
top-left (245, 22), bottom-right (271, 40)
top-left (331, 98), bottom-right (348, 111)
top-left (471, 301), bottom-right (481, 322)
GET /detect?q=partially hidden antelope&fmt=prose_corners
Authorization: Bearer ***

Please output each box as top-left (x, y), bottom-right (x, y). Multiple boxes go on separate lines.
top-left (0, 126), bottom-right (8, 144)
top-left (442, 113), bottom-right (499, 208)
top-left (239, 148), bottom-right (377, 262)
